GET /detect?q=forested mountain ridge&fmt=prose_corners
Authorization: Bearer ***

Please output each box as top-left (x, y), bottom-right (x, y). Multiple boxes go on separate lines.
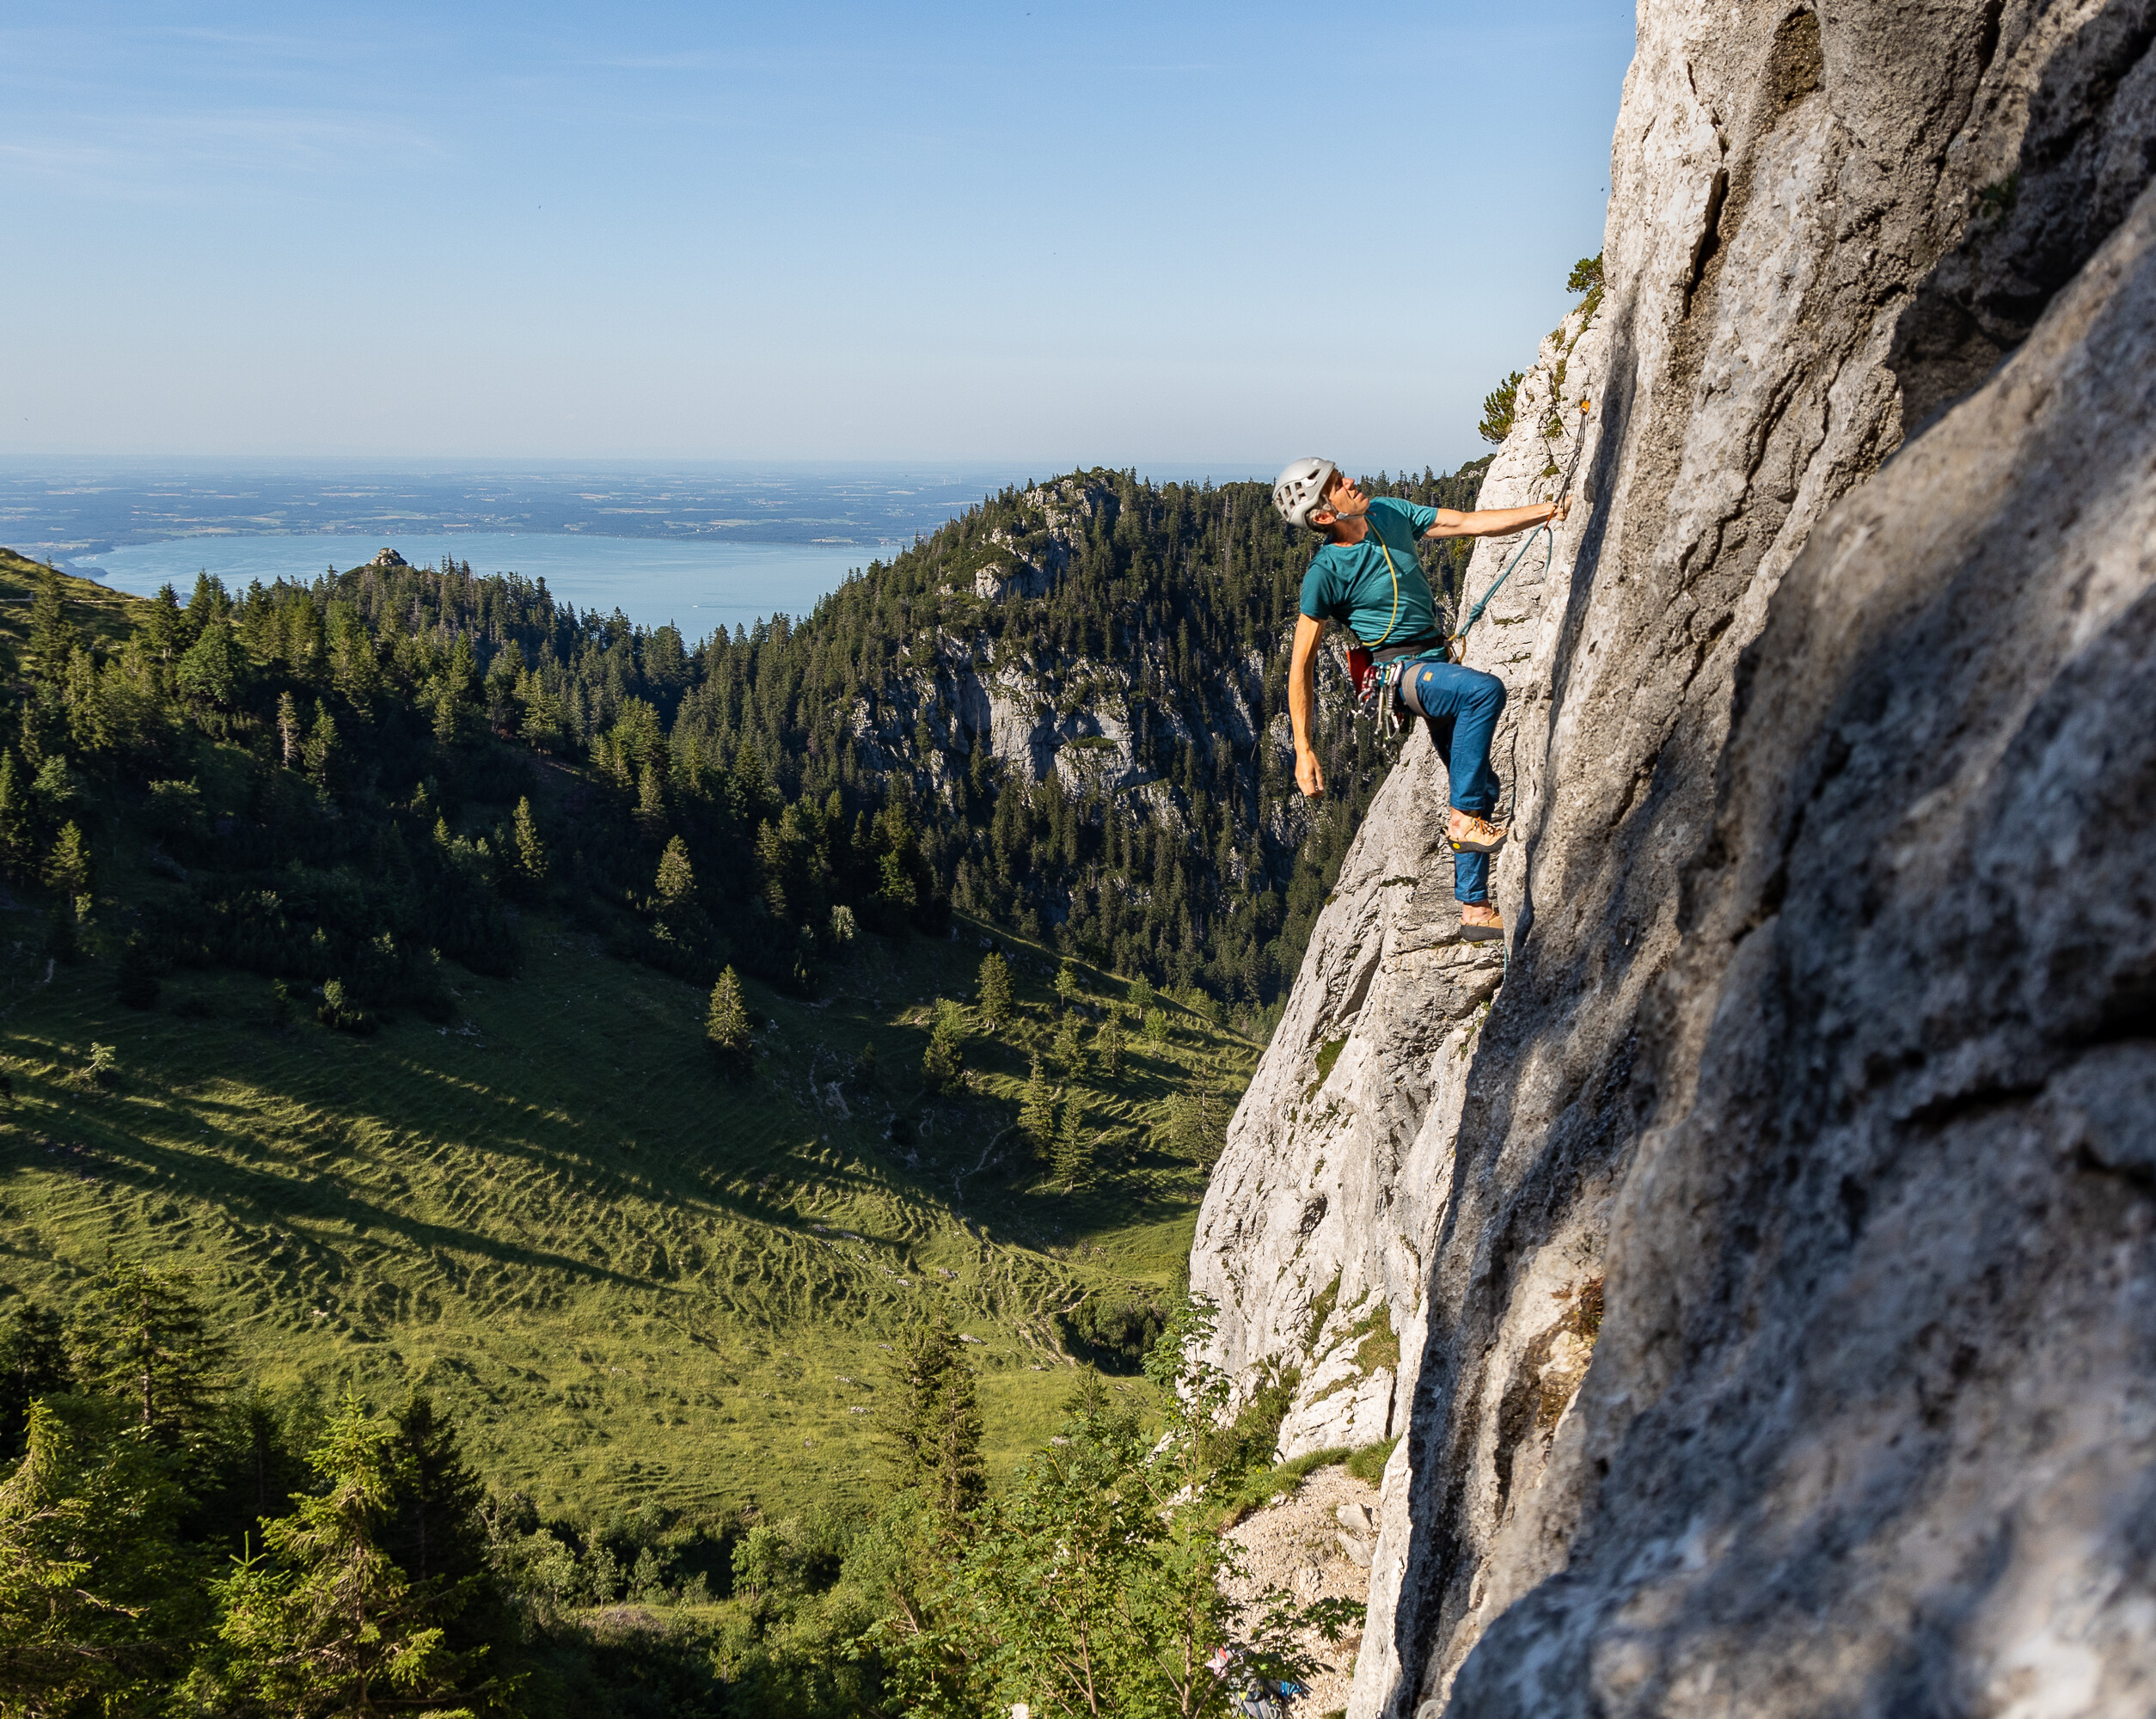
top-left (271, 461), bottom-right (1489, 1025)
top-left (0, 457), bottom-right (1491, 1711)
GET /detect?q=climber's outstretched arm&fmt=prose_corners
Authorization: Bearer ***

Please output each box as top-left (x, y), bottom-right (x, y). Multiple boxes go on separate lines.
top-left (1289, 613), bottom-right (1326, 798)
top-left (1421, 498), bottom-right (1572, 540)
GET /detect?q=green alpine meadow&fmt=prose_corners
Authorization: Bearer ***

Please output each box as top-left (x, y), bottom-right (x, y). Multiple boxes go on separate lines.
top-left (0, 459), bottom-right (1485, 1713)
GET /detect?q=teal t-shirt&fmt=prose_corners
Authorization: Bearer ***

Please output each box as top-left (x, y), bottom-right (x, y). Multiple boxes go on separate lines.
top-left (1297, 496), bottom-right (1440, 645)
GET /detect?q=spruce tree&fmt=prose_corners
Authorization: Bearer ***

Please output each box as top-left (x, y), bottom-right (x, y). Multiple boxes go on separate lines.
top-left (0, 1394), bottom-right (200, 1711)
top-left (0, 753), bottom-right (28, 880)
top-left (636, 762), bottom-right (667, 840)
top-left (302, 701), bottom-right (340, 790)
top-left (1053, 958), bottom-right (1082, 1012)
top-left (1093, 1013), bottom-right (1125, 1080)
top-left (69, 1261), bottom-right (229, 1454)
top-left (1052, 1013), bottom-right (1086, 1080)
top-left (922, 999), bottom-right (966, 1095)
top-left (41, 820), bottom-right (89, 902)
top-left (274, 690), bottom-right (302, 767)
top-left (977, 950), bottom-right (1014, 1030)
top-left (510, 795), bottom-right (548, 888)
top-left (381, 1392), bottom-right (500, 1653)
top-left (211, 1394), bottom-right (493, 1715)
top-left (1053, 1096), bottom-right (1093, 1190)
top-left (655, 835), bottom-right (695, 914)
top-left (879, 1316), bottom-right (986, 1520)
top-left (27, 566), bottom-right (77, 686)
top-left (1019, 1053), bottom-right (1057, 1155)
top-left (706, 966), bottom-right (753, 1079)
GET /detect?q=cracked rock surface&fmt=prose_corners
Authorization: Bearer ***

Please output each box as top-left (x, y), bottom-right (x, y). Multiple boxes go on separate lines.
top-left (1190, 0), bottom-right (2156, 1714)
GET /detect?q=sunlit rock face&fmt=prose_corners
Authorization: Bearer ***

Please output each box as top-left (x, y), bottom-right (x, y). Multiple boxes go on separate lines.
top-left (1191, 2), bottom-right (2156, 1714)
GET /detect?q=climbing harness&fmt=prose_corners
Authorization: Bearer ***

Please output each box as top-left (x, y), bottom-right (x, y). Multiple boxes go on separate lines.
top-left (1342, 529), bottom-right (1408, 713)
top-left (1446, 397), bottom-right (1592, 663)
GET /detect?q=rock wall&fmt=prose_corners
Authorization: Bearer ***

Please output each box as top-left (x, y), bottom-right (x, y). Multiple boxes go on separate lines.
top-left (1190, 0), bottom-right (2156, 1713)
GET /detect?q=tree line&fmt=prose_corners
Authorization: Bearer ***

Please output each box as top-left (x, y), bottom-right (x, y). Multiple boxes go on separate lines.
top-left (3, 454), bottom-right (1485, 1041)
top-left (1, 1266), bottom-right (1350, 1716)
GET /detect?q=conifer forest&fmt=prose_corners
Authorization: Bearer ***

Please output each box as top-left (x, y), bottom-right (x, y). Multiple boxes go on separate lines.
top-left (0, 449), bottom-right (1487, 1716)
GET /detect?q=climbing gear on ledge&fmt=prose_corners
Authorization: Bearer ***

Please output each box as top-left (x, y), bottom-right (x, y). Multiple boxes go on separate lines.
top-left (1448, 397), bottom-right (1592, 663)
top-left (1448, 808), bottom-right (1509, 854)
top-left (1272, 456), bottom-right (1341, 529)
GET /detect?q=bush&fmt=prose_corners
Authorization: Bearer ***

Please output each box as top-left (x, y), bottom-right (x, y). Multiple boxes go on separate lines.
top-left (315, 978), bottom-right (373, 1034)
top-left (1055, 1289), bottom-right (1167, 1374)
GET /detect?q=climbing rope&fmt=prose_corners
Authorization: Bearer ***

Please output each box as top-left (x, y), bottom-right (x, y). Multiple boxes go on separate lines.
top-left (1448, 397), bottom-right (1591, 661)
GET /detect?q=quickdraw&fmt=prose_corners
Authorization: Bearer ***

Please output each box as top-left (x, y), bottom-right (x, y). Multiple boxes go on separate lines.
top-left (1447, 397), bottom-right (1592, 662)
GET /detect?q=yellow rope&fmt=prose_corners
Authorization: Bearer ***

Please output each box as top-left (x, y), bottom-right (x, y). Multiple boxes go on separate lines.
top-left (1368, 534), bottom-right (1402, 648)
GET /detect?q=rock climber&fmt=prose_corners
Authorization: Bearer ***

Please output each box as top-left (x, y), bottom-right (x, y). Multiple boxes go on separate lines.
top-left (1274, 460), bottom-right (1570, 942)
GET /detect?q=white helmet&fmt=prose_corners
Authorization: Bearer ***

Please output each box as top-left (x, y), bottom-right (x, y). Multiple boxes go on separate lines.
top-left (1273, 457), bottom-right (1339, 529)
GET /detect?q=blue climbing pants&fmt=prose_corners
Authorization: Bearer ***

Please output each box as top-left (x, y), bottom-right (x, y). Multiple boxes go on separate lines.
top-left (1397, 659), bottom-right (1505, 904)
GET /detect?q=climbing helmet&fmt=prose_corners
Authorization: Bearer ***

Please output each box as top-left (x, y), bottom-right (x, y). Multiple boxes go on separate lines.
top-left (1272, 457), bottom-right (1340, 529)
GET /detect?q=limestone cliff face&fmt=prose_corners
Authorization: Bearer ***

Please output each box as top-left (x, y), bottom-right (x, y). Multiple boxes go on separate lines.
top-left (1191, 1), bottom-right (2156, 1713)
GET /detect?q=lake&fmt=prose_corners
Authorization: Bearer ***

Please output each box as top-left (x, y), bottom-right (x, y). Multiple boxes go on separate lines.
top-left (68, 533), bottom-right (891, 637)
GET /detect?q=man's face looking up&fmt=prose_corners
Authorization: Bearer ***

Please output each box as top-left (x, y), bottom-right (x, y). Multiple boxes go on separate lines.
top-left (1318, 472), bottom-right (1369, 525)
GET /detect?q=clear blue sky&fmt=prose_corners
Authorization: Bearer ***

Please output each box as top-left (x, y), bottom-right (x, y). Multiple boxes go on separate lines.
top-left (4, 2), bottom-right (1636, 474)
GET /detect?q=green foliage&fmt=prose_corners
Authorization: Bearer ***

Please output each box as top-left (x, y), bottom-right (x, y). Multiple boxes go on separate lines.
top-left (1478, 370), bottom-right (1525, 445)
top-left (1167, 1075), bottom-right (1229, 1165)
top-left (41, 818), bottom-right (89, 899)
top-left (205, 1392), bottom-right (497, 1716)
top-left (1051, 1094), bottom-right (1094, 1191)
top-left (1052, 958), bottom-right (1082, 1012)
top-left (1565, 253), bottom-right (1604, 294)
top-left (315, 976), bottom-right (375, 1035)
top-left (0, 1394), bottom-right (207, 1712)
top-left (68, 1260), bottom-right (230, 1454)
top-left (1143, 1004), bottom-right (1170, 1049)
top-left (877, 1316), bottom-right (987, 1521)
top-left (1018, 1052), bottom-right (1057, 1157)
top-left (1344, 1437), bottom-right (1398, 1486)
top-left (1051, 1013), bottom-right (1086, 1080)
top-left (27, 564), bottom-right (79, 685)
top-left (974, 950), bottom-right (1013, 1031)
top-left (1053, 1292), bottom-right (1167, 1374)
top-left (1126, 973), bottom-right (1155, 1017)
top-left (0, 1304), bottom-right (71, 1461)
top-left (0, 540), bottom-right (1264, 1551)
top-left (509, 795), bottom-right (548, 890)
top-left (706, 964), bottom-right (754, 1079)
top-left (1093, 1012), bottom-right (1125, 1080)
top-left (873, 1300), bottom-right (1354, 1716)
top-left (922, 998), bottom-right (967, 1095)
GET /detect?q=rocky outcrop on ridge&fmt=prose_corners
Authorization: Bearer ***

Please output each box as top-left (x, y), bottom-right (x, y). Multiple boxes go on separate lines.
top-left (1191, 1), bottom-right (2156, 1714)
top-left (848, 472), bottom-right (1322, 864)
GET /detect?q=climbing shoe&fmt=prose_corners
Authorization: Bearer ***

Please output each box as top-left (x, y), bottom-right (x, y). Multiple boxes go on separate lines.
top-left (1448, 809), bottom-right (1509, 854)
top-left (1459, 902), bottom-right (1505, 942)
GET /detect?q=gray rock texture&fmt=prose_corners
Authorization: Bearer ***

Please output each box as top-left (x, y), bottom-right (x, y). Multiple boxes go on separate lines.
top-left (1189, 0), bottom-right (2156, 1714)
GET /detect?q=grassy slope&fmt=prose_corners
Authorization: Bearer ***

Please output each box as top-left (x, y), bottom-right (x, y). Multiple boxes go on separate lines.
top-left (0, 546), bottom-right (1257, 1520)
